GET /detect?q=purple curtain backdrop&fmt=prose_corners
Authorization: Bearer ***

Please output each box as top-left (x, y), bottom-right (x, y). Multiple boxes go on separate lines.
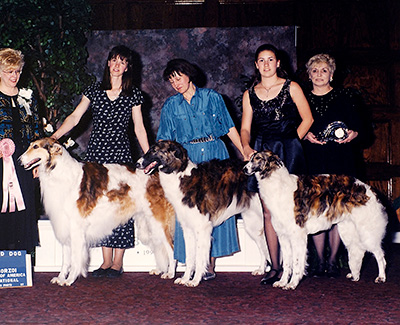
top-left (77, 26), bottom-right (296, 155)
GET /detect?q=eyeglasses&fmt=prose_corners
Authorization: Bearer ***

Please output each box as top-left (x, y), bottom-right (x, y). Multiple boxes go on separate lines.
top-left (1, 69), bottom-right (22, 76)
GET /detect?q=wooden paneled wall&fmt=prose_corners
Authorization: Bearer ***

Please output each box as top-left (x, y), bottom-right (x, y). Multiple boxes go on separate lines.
top-left (88, 0), bottom-right (400, 202)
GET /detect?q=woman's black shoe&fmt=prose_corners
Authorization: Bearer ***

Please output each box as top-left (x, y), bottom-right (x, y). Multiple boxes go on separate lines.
top-left (92, 267), bottom-right (111, 278)
top-left (260, 269), bottom-right (280, 285)
top-left (326, 262), bottom-right (340, 278)
top-left (312, 261), bottom-right (326, 277)
top-left (107, 268), bottom-right (123, 278)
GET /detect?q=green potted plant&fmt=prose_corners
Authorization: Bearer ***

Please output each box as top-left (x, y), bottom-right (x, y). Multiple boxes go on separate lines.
top-left (0, 0), bottom-right (95, 145)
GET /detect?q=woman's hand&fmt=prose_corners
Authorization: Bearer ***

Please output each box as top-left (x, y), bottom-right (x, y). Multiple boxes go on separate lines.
top-left (304, 131), bottom-right (326, 145)
top-left (243, 146), bottom-right (256, 161)
top-left (336, 130), bottom-right (358, 144)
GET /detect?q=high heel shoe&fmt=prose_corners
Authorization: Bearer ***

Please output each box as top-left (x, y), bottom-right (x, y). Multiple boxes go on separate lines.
top-left (260, 269), bottom-right (280, 285)
top-left (326, 262), bottom-right (340, 278)
top-left (312, 261), bottom-right (326, 277)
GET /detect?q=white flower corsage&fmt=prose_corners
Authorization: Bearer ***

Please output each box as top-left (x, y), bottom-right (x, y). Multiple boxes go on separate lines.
top-left (63, 137), bottom-right (76, 149)
top-left (42, 117), bottom-right (54, 134)
top-left (17, 88), bottom-right (33, 116)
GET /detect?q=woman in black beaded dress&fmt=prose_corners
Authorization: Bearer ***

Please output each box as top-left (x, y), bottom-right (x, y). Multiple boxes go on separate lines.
top-left (241, 44), bottom-right (313, 285)
top-left (0, 48), bottom-right (42, 254)
top-left (52, 45), bottom-right (149, 278)
top-left (303, 53), bottom-right (363, 278)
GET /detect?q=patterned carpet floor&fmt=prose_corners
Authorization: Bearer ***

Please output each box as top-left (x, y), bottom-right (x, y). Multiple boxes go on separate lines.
top-left (1, 244), bottom-right (400, 324)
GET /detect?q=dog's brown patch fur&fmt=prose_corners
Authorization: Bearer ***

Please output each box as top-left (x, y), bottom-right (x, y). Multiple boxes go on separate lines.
top-left (77, 163), bottom-right (109, 217)
top-left (107, 181), bottom-right (136, 217)
top-left (145, 173), bottom-right (175, 247)
top-left (294, 174), bottom-right (370, 227)
top-left (180, 159), bottom-right (253, 221)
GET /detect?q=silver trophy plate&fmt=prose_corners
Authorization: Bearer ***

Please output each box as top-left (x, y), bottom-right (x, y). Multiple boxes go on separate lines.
top-left (317, 121), bottom-right (349, 142)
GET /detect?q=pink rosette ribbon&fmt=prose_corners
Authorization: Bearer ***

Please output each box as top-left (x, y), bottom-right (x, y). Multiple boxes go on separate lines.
top-left (0, 138), bottom-right (26, 213)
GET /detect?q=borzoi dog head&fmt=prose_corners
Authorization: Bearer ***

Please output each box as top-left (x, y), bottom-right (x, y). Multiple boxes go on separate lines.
top-left (243, 150), bottom-right (283, 179)
top-left (137, 140), bottom-right (188, 174)
top-left (20, 138), bottom-right (63, 172)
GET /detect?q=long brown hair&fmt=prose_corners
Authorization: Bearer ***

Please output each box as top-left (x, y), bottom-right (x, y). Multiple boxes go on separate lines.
top-left (100, 45), bottom-right (134, 96)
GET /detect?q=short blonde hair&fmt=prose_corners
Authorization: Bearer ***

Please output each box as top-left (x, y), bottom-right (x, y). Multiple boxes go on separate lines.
top-left (0, 48), bottom-right (25, 70)
top-left (306, 53), bottom-right (335, 75)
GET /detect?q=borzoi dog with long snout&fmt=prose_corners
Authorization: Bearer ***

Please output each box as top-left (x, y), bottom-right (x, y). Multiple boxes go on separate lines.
top-left (243, 149), bottom-right (388, 290)
top-left (136, 140), bottom-right (269, 287)
top-left (20, 138), bottom-right (175, 286)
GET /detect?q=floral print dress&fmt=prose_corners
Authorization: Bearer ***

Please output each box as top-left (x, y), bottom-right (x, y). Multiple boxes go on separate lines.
top-left (84, 82), bottom-right (143, 248)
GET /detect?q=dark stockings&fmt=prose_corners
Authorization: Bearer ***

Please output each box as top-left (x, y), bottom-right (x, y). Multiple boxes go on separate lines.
top-left (262, 199), bottom-right (280, 280)
top-left (312, 225), bottom-right (341, 265)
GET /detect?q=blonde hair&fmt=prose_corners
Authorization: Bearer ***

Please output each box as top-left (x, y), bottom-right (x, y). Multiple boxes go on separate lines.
top-left (0, 48), bottom-right (25, 70)
top-left (306, 53), bottom-right (336, 75)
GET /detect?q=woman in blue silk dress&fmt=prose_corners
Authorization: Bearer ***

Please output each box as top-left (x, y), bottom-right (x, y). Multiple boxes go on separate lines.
top-left (157, 59), bottom-right (244, 281)
top-left (241, 44), bottom-right (313, 285)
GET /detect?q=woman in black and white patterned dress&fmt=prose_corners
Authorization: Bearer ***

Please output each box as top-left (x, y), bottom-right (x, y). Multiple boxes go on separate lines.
top-left (52, 45), bottom-right (149, 278)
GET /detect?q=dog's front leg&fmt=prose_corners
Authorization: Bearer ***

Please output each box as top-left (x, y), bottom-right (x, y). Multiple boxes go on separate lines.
top-left (272, 234), bottom-right (292, 289)
top-left (187, 221), bottom-right (213, 287)
top-left (51, 244), bottom-right (71, 286)
top-left (174, 226), bottom-right (196, 285)
top-left (285, 230), bottom-right (308, 290)
top-left (64, 225), bottom-right (88, 286)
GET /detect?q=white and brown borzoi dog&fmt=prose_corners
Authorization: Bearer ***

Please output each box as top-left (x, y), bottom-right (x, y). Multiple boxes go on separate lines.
top-left (136, 140), bottom-right (269, 287)
top-left (20, 138), bottom-right (175, 286)
top-left (243, 149), bottom-right (388, 290)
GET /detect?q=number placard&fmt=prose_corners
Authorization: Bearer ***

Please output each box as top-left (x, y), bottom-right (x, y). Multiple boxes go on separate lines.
top-left (0, 250), bottom-right (32, 288)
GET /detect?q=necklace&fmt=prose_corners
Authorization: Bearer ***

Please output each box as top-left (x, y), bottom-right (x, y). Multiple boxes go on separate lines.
top-left (311, 85), bottom-right (333, 96)
top-left (260, 79), bottom-right (279, 98)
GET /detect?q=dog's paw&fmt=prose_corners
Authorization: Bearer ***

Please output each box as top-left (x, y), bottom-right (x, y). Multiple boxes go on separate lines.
top-left (174, 277), bottom-right (186, 285)
top-left (161, 272), bottom-right (174, 279)
top-left (50, 277), bottom-right (60, 285)
top-left (251, 268), bottom-right (265, 276)
top-left (149, 268), bottom-right (162, 276)
top-left (272, 279), bottom-right (287, 288)
top-left (50, 277), bottom-right (65, 286)
top-left (374, 276), bottom-right (386, 283)
top-left (185, 279), bottom-right (200, 287)
top-left (346, 273), bottom-right (360, 281)
top-left (50, 277), bottom-right (72, 286)
top-left (283, 282), bottom-right (298, 290)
